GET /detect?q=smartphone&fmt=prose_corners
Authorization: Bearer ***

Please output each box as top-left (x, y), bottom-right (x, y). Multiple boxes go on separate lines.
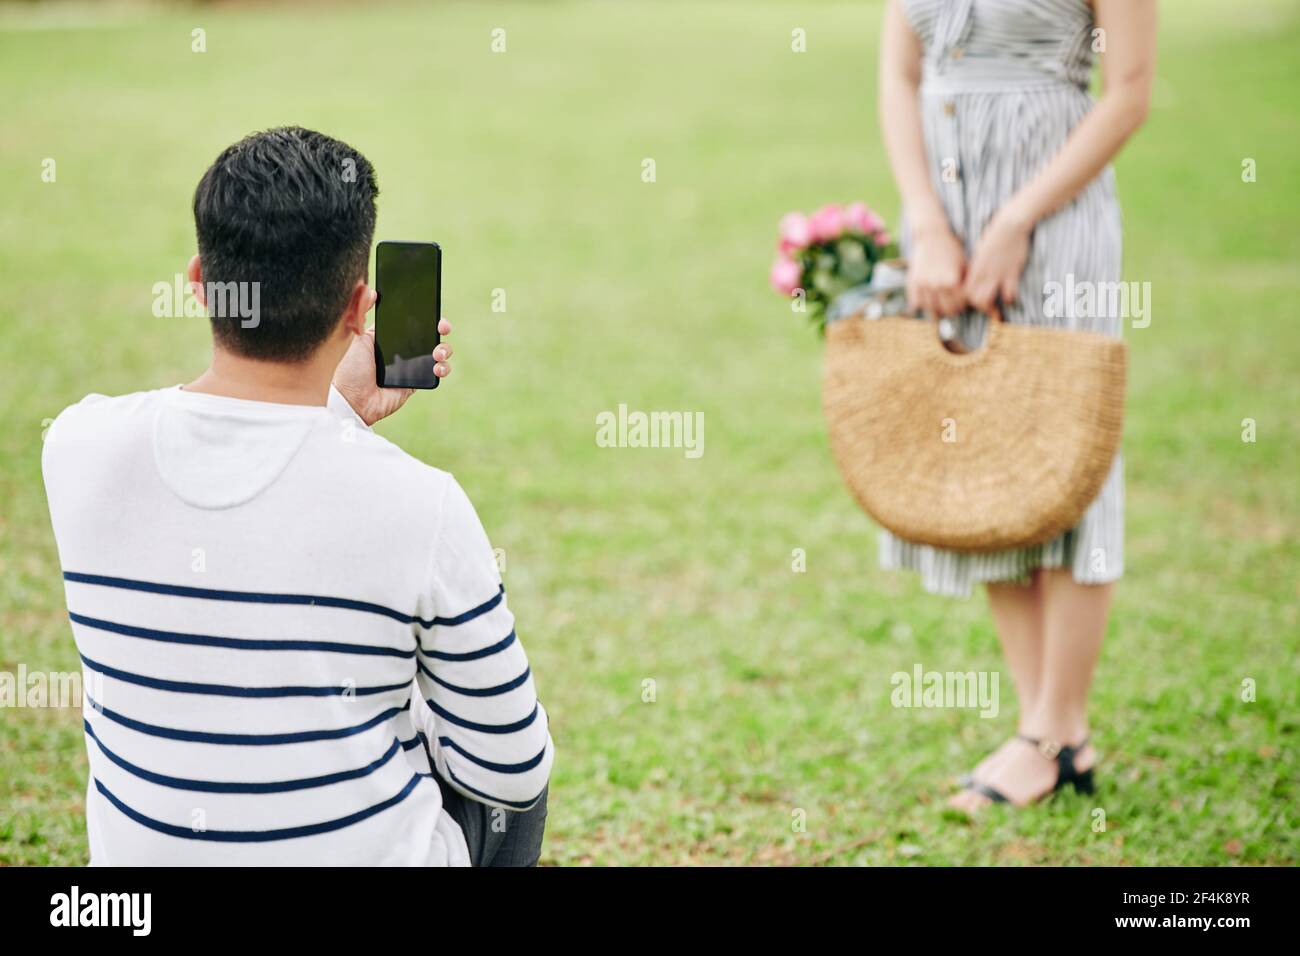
top-left (374, 241), bottom-right (441, 389)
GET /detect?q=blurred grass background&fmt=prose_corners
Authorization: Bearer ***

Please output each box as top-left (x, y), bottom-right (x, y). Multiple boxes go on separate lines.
top-left (0, 0), bottom-right (1296, 865)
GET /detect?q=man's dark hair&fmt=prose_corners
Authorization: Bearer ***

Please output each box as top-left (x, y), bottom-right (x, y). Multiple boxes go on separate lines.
top-left (193, 127), bottom-right (378, 362)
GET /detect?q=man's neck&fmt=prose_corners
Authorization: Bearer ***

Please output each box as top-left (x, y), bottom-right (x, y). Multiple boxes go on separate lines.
top-left (185, 347), bottom-right (336, 407)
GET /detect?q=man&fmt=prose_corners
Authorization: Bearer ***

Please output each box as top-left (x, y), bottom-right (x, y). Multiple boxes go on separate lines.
top-left (42, 127), bottom-right (553, 866)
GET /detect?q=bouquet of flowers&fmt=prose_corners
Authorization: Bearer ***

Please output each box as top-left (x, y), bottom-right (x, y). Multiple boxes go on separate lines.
top-left (769, 202), bottom-right (898, 332)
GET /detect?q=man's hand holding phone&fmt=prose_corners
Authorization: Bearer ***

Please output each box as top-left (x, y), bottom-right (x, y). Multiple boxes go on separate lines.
top-left (334, 307), bottom-right (453, 427)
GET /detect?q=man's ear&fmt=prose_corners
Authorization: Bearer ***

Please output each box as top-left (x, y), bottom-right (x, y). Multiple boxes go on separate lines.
top-left (341, 279), bottom-right (375, 337)
top-left (186, 254), bottom-right (206, 307)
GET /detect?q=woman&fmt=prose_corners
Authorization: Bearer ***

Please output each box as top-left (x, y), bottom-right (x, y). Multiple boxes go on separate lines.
top-left (876, 0), bottom-right (1157, 808)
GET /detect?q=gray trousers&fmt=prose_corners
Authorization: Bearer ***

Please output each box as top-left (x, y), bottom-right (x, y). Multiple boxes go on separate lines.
top-left (434, 775), bottom-right (549, 867)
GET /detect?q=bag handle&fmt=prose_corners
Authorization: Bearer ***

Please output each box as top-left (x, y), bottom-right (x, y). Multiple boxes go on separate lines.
top-left (922, 303), bottom-right (1005, 355)
top-left (921, 302), bottom-right (1005, 324)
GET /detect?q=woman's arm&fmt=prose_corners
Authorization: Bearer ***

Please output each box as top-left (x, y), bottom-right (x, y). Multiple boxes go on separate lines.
top-left (964, 0), bottom-right (1158, 311)
top-left (879, 0), bottom-right (968, 317)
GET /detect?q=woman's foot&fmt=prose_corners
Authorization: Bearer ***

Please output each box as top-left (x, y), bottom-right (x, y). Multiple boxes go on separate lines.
top-left (948, 736), bottom-right (1095, 812)
top-left (956, 735), bottom-right (1021, 786)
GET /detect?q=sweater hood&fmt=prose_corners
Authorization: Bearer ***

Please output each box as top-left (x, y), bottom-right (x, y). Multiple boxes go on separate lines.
top-left (153, 387), bottom-right (327, 509)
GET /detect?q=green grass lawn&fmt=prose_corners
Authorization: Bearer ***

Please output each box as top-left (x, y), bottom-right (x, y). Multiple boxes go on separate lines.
top-left (0, 0), bottom-right (1296, 866)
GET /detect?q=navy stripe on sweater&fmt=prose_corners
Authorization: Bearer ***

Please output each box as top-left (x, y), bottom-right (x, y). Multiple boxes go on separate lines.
top-left (86, 721), bottom-right (404, 793)
top-left (400, 731), bottom-right (429, 752)
top-left (418, 629), bottom-right (517, 662)
top-left (81, 652), bottom-right (410, 699)
top-left (425, 698), bottom-right (540, 735)
top-left (64, 571), bottom-right (503, 630)
top-left (93, 773), bottom-right (423, 842)
top-left (70, 610), bottom-right (415, 658)
top-left (86, 696), bottom-right (402, 746)
top-left (417, 661), bottom-right (532, 697)
top-left (437, 735), bottom-right (548, 775)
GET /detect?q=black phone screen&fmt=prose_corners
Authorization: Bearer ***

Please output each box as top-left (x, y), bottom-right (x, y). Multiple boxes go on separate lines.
top-left (374, 241), bottom-right (441, 389)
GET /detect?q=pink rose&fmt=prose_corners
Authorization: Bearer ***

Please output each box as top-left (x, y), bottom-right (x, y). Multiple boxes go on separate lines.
top-left (844, 201), bottom-right (885, 236)
top-left (778, 212), bottom-right (813, 253)
top-left (808, 204), bottom-right (845, 243)
top-left (769, 256), bottom-right (802, 297)
top-left (874, 229), bottom-right (892, 247)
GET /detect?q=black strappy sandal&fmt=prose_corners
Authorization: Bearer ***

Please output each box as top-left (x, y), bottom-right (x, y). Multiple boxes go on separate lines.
top-left (961, 735), bottom-right (1094, 805)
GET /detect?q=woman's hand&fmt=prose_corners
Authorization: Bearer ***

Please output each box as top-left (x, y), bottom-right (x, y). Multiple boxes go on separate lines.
top-left (964, 211), bottom-right (1031, 314)
top-left (906, 224), bottom-right (967, 317)
top-left (333, 318), bottom-right (453, 426)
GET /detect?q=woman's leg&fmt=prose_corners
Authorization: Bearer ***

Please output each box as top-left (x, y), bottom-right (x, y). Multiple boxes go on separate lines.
top-left (951, 568), bottom-right (1110, 809)
top-left (1024, 569), bottom-right (1111, 746)
top-left (962, 571), bottom-right (1045, 782)
top-left (988, 570), bottom-right (1046, 724)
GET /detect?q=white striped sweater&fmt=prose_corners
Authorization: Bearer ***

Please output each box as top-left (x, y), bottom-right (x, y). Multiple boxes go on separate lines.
top-left (41, 385), bottom-right (554, 865)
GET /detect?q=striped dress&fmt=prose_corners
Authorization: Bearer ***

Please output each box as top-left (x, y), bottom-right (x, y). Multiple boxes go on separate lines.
top-left (880, 0), bottom-right (1125, 596)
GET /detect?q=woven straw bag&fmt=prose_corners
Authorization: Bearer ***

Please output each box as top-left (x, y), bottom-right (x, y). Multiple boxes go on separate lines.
top-left (822, 310), bottom-right (1126, 552)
